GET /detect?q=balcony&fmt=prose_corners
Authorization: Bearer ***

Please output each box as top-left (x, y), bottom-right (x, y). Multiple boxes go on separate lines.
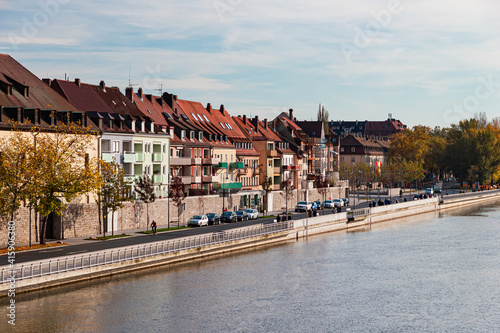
top-left (179, 175), bottom-right (191, 185)
top-left (191, 175), bottom-right (202, 183)
top-left (135, 152), bottom-right (144, 162)
top-left (291, 165), bottom-right (300, 170)
top-left (230, 162), bottom-right (244, 169)
top-left (152, 174), bottom-right (163, 183)
top-left (101, 152), bottom-right (115, 163)
top-left (213, 182), bottom-right (242, 190)
top-left (282, 165), bottom-right (291, 170)
top-left (123, 151), bottom-right (136, 163)
top-left (202, 175), bottom-right (218, 183)
top-left (267, 150), bottom-right (278, 157)
top-left (215, 162), bottom-right (228, 169)
top-left (191, 157), bottom-right (202, 165)
top-left (170, 157), bottom-right (191, 166)
top-left (152, 153), bottom-right (163, 162)
top-left (202, 157), bottom-right (219, 165)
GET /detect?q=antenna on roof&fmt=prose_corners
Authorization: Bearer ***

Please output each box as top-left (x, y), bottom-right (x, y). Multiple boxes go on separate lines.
top-left (128, 64), bottom-right (137, 88)
top-left (154, 75), bottom-right (164, 96)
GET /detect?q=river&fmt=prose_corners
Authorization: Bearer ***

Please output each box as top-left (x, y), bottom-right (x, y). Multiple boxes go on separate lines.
top-left (2, 202), bottom-right (500, 332)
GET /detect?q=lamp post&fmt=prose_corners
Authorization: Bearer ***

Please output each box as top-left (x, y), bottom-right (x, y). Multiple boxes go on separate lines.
top-left (167, 172), bottom-right (172, 229)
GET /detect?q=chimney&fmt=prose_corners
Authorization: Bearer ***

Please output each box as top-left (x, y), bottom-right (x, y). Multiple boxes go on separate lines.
top-left (173, 95), bottom-right (177, 101)
top-left (243, 115), bottom-right (247, 125)
top-left (138, 87), bottom-right (143, 100)
top-left (75, 78), bottom-right (81, 87)
top-left (220, 104), bottom-right (225, 115)
top-left (145, 94), bottom-right (153, 102)
top-left (206, 103), bottom-right (212, 112)
top-left (125, 87), bottom-right (133, 101)
top-left (264, 119), bottom-right (268, 130)
top-left (42, 78), bottom-right (52, 86)
top-left (289, 108), bottom-right (293, 119)
top-left (253, 115), bottom-right (260, 132)
top-left (99, 80), bottom-right (106, 92)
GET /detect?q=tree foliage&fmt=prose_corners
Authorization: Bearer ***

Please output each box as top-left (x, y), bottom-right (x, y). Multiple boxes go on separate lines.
top-left (134, 174), bottom-right (156, 230)
top-left (168, 176), bottom-right (185, 224)
top-left (97, 159), bottom-right (133, 237)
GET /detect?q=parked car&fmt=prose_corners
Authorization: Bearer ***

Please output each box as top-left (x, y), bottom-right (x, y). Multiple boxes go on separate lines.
top-left (221, 211), bottom-right (237, 223)
top-left (313, 201), bottom-right (323, 210)
top-left (341, 197), bottom-right (349, 206)
top-left (244, 208), bottom-right (259, 220)
top-left (323, 200), bottom-right (334, 208)
top-left (206, 213), bottom-right (220, 225)
top-left (235, 211), bottom-right (249, 221)
top-left (333, 198), bottom-right (344, 207)
top-left (295, 201), bottom-right (312, 212)
top-left (188, 215), bottom-right (209, 227)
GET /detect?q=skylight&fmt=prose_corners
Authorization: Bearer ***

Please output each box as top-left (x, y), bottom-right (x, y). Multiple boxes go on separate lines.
top-left (191, 113), bottom-right (198, 121)
top-left (181, 114), bottom-right (189, 121)
top-left (203, 115), bottom-right (210, 122)
top-left (220, 122), bottom-right (226, 129)
top-left (197, 114), bottom-right (204, 122)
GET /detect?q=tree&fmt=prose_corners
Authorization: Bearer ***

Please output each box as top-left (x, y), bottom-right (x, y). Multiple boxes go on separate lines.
top-left (168, 176), bottom-right (185, 226)
top-left (134, 175), bottom-right (156, 231)
top-left (27, 122), bottom-right (101, 245)
top-left (96, 160), bottom-right (133, 237)
top-left (0, 124), bottom-right (41, 222)
top-left (280, 179), bottom-right (294, 219)
top-left (317, 103), bottom-right (329, 134)
top-left (262, 176), bottom-right (273, 216)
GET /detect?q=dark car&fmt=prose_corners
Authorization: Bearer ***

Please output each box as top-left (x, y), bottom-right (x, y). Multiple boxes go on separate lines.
top-left (235, 211), bottom-right (248, 221)
top-left (221, 211), bottom-right (237, 223)
top-left (206, 213), bottom-right (220, 225)
top-left (313, 201), bottom-right (323, 210)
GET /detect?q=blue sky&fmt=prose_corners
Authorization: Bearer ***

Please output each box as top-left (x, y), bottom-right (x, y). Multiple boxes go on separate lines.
top-left (1, 0), bottom-right (500, 128)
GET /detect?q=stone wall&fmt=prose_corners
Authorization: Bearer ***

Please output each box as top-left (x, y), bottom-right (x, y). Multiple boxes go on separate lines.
top-left (1, 186), bottom-right (348, 247)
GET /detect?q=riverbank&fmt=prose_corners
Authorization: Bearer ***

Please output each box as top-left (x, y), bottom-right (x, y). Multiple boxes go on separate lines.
top-left (2, 190), bottom-right (499, 295)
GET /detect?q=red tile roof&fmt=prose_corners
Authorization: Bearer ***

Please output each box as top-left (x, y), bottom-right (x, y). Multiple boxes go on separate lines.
top-left (0, 54), bottom-right (79, 111)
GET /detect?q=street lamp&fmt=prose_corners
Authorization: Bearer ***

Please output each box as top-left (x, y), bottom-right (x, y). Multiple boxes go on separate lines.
top-left (167, 172), bottom-right (172, 228)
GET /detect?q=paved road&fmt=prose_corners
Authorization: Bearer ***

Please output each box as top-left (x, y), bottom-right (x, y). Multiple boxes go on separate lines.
top-left (3, 208), bottom-right (350, 265)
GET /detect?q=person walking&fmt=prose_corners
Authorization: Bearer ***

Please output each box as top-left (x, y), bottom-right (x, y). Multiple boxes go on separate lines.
top-left (151, 220), bottom-right (157, 235)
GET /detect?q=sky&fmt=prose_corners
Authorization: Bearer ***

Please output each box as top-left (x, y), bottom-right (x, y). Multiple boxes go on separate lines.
top-left (1, 0), bottom-right (500, 129)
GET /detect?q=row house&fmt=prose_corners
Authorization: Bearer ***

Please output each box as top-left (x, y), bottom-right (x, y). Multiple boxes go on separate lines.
top-left (339, 134), bottom-right (390, 167)
top-left (233, 115), bottom-right (284, 190)
top-left (0, 54), bottom-right (100, 240)
top-left (330, 117), bottom-right (406, 138)
top-left (50, 79), bottom-right (171, 198)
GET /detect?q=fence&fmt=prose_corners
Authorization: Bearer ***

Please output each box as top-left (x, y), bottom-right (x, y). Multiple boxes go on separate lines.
top-left (0, 221), bottom-right (291, 284)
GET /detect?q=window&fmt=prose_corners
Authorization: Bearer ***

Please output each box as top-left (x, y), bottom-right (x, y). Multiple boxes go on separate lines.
top-left (199, 132), bottom-right (203, 141)
top-left (220, 122), bottom-right (226, 129)
top-left (190, 131), bottom-right (195, 140)
top-left (351, 147), bottom-right (356, 152)
top-left (340, 147), bottom-right (344, 152)
top-left (181, 130), bottom-right (186, 140)
top-left (145, 143), bottom-right (151, 153)
top-left (197, 114), bottom-right (204, 122)
top-left (203, 115), bottom-right (210, 122)
top-left (170, 148), bottom-right (173, 157)
top-left (191, 113), bottom-right (198, 121)
top-left (351, 157), bottom-right (355, 163)
top-left (113, 140), bottom-right (119, 153)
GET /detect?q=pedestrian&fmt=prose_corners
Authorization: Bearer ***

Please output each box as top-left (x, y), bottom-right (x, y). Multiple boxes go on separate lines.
top-left (277, 214), bottom-right (281, 222)
top-left (150, 220), bottom-right (157, 235)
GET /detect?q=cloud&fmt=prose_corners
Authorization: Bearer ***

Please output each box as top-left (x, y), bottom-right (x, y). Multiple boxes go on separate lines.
top-left (0, 36), bottom-right (78, 46)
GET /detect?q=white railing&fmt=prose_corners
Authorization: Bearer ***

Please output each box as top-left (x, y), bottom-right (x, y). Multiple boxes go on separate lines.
top-left (0, 221), bottom-right (291, 284)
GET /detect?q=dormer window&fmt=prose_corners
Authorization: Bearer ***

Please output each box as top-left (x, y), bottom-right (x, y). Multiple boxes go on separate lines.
top-left (199, 132), bottom-right (203, 141)
top-left (181, 130), bottom-right (186, 140)
top-left (190, 131), bottom-right (195, 140)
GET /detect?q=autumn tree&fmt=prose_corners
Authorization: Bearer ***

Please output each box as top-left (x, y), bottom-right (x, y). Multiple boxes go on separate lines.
top-left (134, 175), bottom-right (156, 231)
top-left (168, 176), bottom-right (185, 226)
top-left (96, 160), bottom-right (133, 237)
top-left (0, 124), bottom-right (41, 222)
top-left (27, 123), bottom-right (101, 245)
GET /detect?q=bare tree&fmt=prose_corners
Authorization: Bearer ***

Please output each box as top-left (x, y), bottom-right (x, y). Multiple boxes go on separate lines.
top-left (134, 175), bottom-right (156, 231)
top-left (168, 176), bottom-right (185, 226)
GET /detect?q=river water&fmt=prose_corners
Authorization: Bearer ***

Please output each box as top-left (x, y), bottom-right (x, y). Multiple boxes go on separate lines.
top-left (2, 202), bottom-right (500, 333)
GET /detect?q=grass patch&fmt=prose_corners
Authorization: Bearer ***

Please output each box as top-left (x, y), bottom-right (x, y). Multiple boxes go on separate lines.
top-left (137, 226), bottom-right (187, 234)
top-left (0, 242), bottom-right (68, 254)
top-left (86, 234), bottom-right (131, 241)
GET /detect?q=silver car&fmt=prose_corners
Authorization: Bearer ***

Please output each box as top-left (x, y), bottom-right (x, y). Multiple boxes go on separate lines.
top-left (188, 215), bottom-right (209, 227)
top-left (244, 208), bottom-right (259, 220)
